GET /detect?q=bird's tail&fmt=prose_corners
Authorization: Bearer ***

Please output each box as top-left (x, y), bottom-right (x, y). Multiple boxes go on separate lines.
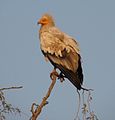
top-left (64, 69), bottom-right (82, 90)
top-left (57, 59), bottom-right (83, 90)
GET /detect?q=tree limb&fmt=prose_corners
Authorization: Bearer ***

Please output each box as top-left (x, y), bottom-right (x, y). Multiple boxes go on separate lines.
top-left (30, 70), bottom-right (58, 120)
top-left (0, 86), bottom-right (23, 91)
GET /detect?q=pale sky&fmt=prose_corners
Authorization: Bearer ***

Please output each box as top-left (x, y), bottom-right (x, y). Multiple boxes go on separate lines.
top-left (0, 0), bottom-right (115, 120)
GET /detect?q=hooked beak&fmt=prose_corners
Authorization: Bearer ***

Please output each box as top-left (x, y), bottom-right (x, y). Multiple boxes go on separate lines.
top-left (37, 18), bottom-right (42, 25)
top-left (37, 20), bottom-right (40, 25)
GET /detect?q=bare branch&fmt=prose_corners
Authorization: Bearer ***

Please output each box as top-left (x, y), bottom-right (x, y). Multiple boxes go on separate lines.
top-left (81, 87), bottom-right (93, 91)
top-left (0, 86), bottom-right (23, 91)
top-left (0, 86), bottom-right (23, 120)
top-left (74, 89), bottom-right (81, 120)
top-left (30, 70), bottom-right (58, 120)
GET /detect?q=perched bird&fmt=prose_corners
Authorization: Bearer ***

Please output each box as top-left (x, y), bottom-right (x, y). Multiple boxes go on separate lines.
top-left (37, 14), bottom-right (83, 90)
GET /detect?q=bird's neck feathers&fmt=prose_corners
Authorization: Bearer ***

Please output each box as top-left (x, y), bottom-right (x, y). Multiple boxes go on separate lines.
top-left (41, 21), bottom-right (55, 27)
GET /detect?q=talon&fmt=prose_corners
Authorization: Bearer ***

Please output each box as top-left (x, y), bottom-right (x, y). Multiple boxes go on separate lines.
top-left (50, 68), bottom-right (59, 80)
top-left (58, 72), bottom-right (65, 82)
top-left (60, 77), bottom-right (65, 82)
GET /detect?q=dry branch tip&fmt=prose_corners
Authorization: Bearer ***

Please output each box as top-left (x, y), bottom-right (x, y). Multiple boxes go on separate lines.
top-left (30, 70), bottom-right (58, 120)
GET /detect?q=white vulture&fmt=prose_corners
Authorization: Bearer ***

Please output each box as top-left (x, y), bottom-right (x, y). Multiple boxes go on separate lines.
top-left (37, 14), bottom-right (83, 90)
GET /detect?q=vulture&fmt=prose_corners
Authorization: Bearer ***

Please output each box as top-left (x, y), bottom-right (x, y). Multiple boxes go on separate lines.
top-left (37, 14), bottom-right (83, 90)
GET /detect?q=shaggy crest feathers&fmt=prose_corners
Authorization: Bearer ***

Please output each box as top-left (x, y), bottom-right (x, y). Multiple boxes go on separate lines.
top-left (39, 13), bottom-right (55, 26)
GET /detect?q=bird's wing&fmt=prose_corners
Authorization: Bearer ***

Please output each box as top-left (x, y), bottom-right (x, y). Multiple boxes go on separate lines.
top-left (63, 33), bottom-right (80, 55)
top-left (40, 27), bottom-right (80, 72)
top-left (48, 27), bottom-right (80, 54)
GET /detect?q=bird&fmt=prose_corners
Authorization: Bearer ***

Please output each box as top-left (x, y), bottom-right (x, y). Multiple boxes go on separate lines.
top-left (37, 13), bottom-right (83, 90)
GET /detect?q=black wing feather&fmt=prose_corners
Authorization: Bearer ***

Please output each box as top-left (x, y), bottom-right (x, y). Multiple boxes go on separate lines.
top-left (42, 50), bottom-right (83, 90)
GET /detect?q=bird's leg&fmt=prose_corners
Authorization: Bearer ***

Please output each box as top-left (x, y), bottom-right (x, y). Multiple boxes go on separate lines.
top-left (50, 67), bottom-right (59, 80)
top-left (58, 72), bottom-right (65, 82)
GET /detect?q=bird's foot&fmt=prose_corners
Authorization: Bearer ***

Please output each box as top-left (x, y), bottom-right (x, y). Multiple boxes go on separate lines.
top-left (58, 73), bottom-right (65, 82)
top-left (50, 69), bottom-right (59, 80)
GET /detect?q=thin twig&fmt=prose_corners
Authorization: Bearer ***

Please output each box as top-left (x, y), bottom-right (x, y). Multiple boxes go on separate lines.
top-left (74, 89), bottom-right (81, 120)
top-left (82, 90), bottom-right (87, 120)
top-left (81, 87), bottom-right (93, 91)
top-left (0, 86), bottom-right (23, 91)
top-left (87, 91), bottom-right (92, 113)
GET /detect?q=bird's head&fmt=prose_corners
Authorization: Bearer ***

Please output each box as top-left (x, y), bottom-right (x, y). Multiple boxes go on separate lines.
top-left (37, 13), bottom-right (55, 26)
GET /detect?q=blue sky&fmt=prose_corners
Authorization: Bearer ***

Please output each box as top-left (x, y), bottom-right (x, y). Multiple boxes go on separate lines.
top-left (0, 0), bottom-right (115, 120)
